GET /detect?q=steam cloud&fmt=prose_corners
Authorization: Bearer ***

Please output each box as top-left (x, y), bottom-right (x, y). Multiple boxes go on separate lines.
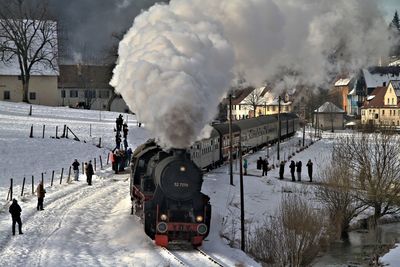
top-left (111, 0), bottom-right (393, 148)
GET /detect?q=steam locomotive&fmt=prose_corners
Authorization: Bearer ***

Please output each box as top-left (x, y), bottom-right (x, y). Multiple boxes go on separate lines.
top-left (130, 139), bottom-right (211, 247)
top-left (130, 113), bottom-right (299, 247)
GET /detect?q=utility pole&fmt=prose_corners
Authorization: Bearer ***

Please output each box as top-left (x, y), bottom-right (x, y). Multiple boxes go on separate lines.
top-left (277, 96), bottom-right (281, 161)
top-left (239, 134), bottom-right (245, 251)
top-left (302, 120), bottom-right (305, 147)
top-left (229, 93), bottom-right (234, 186)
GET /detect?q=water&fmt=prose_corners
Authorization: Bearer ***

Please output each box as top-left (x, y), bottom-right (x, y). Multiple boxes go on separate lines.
top-left (313, 223), bottom-right (400, 266)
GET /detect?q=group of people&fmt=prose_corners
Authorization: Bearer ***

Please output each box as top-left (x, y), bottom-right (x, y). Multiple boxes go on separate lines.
top-left (112, 114), bottom-right (132, 174)
top-left (280, 159), bottom-right (313, 182)
top-left (8, 181), bottom-right (48, 236)
top-left (72, 159), bottom-right (94, 185)
top-left (256, 157), bottom-right (269, 177)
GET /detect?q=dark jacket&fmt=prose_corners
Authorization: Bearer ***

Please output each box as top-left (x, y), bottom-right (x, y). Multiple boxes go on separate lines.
top-left (289, 161), bottom-right (295, 173)
top-left (9, 200), bottom-right (22, 218)
top-left (86, 163), bottom-right (94, 175)
top-left (296, 161), bottom-right (302, 172)
top-left (262, 160), bottom-right (269, 171)
top-left (72, 161), bottom-right (80, 170)
top-left (307, 161), bottom-right (313, 172)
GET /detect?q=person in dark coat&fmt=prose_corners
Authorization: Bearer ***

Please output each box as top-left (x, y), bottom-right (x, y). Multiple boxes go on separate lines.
top-left (296, 161), bottom-right (302, 181)
top-left (37, 181), bottom-right (46, 210)
top-left (85, 161), bottom-right (94, 185)
top-left (72, 159), bottom-right (80, 181)
top-left (306, 159), bottom-right (313, 182)
top-left (115, 134), bottom-right (121, 150)
top-left (9, 199), bottom-right (23, 235)
top-left (262, 159), bottom-right (269, 176)
top-left (114, 150), bottom-right (120, 174)
top-left (123, 123), bottom-right (129, 139)
top-left (289, 160), bottom-right (296, 181)
top-left (116, 114), bottom-right (123, 132)
top-left (243, 158), bottom-right (248, 175)
top-left (257, 157), bottom-right (262, 170)
top-left (279, 161), bottom-right (285, 179)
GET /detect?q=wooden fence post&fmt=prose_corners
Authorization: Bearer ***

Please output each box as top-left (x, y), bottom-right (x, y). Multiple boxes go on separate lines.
top-left (56, 126), bottom-right (58, 139)
top-left (51, 170), bottom-right (55, 186)
top-left (32, 175), bottom-right (34, 194)
top-left (10, 178), bottom-right (13, 201)
top-left (67, 166), bottom-right (71, 183)
top-left (29, 125), bottom-right (33, 138)
top-left (60, 168), bottom-right (64, 184)
top-left (94, 158), bottom-right (97, 171)
top-left (82, 162), bottom-right (85, 174)
top-left (21, 177), bottom-right (26, 196)
top-left (42, 125), bottom-right (45, 138)
top-left (106, 152), bottom-right (110, 165)
top-left (29, 105), bottom-right (32, 116)
top-left (97, 137), bottom-right (102, 148)
top-left (100, 156), bottom-right (103, 169)
top-left (41, 172), bottom-right (44, 186)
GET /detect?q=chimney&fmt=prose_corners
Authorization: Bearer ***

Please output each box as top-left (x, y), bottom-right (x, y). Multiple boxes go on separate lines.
top-left (383, 82), bottom-right (386, 87)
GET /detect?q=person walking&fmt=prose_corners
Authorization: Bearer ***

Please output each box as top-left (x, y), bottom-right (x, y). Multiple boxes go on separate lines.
top-left (116, 114), bottom-right (123, 132)
top-left (9, 199), bottom-right (23, 235)
top-left (85, 161), bottom-right (94, 185)
top-left (243, 158), bottom-right (248, 175)
top-left (262, 159), bottom-right (269, 177)
top-left (257, 157), bottom-right (262, 170)
top-left (72, 159), bottom-right (80, 181)
top-left (279, 161), bottom-right (285, 179)
top-left (289, 160), bottom-right (296, 182)
top-left (36, 181), bottom-right (46, 210)
top-left (123, 123), bottom-right (129, 139)
top-left (306, 159), bottom-right (313, 182)
top-left (296, 161), bottom-right (302, 181)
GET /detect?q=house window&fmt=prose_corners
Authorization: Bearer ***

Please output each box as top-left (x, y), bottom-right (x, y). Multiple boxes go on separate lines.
top-left (29, 92), bottom-right (36, 100)
top-left (61, 90), bottom-right (66, 98)
top-left (239, 105), bottom-right (241, 111)
top-left (382, 110), bottom-right (385, 115)
top-left (388, 98), bottom-right (390, 104)
top-left (375, 114), bottom-right (379, 119)
top-left (69, 90), bottom-right (78, 98)
top-left (3, 91), bottom-right (10, 100)
top-left (85, 90), bottom-right (96, 98)
top-left (392, 98), bottom-right (394, 104)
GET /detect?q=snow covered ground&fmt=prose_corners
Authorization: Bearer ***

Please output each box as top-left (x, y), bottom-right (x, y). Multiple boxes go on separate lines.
top-left (0, 101), bottom-right (399, 266)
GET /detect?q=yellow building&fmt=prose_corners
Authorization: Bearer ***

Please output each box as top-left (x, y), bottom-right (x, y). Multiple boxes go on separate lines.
top-left (0, 75), bottom-right (58, 106)
top-left (361, 81), bottom-right (400, 126)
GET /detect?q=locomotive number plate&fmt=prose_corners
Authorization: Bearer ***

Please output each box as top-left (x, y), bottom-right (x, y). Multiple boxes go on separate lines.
top-left (174, 182), bottom-right (189, 188)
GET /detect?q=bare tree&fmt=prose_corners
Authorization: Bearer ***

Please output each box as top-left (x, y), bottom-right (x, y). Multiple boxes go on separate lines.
top-left (333, 132), bottom-right (400, 226)
top-left (247, 194), bottom-right (326, 266)
top-left (242, 86), bottom-right (263, 118)
top-left (315, 163), bottom-right (366, 239)
top-left (0, 0), bottom-right (58, 103)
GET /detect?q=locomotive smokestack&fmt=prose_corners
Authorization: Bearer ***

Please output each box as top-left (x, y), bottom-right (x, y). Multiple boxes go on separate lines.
top-left (171, 148), bottom-right (188, 158)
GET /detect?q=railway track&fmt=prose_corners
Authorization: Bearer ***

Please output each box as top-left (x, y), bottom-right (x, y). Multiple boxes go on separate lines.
top-left (159, 245), bottom-right (225, 267)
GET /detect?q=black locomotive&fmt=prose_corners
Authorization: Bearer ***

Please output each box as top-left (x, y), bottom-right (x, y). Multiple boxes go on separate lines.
top-left (130, 139), bottom-right (211, 247)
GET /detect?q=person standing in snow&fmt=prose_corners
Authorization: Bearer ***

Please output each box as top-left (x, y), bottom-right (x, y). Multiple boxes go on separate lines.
top-left (116, 114), bottom-right (123, 132)
top-left (9, 199), bottom-right (23, 235)
top-left (36, 181), bottom-right (46, 210)
top-left (279, 161), bottom-right (285, 180)
top-left (296, 161), bottom-right (302, 181)
top-left (123, 123), bottom-right (129, 139)
top-left (243, 158), bottom-right (248, 175)
top-left (262, 159), bottom-right (269, 177)
top-left (72, 159), bottom-right (80, 181)
top-left (306, 159), bottom-right (313, 182)
top-left (289, 160), bottom-right (296, 182)
top-left (85, 161), bottom-right (94, 185)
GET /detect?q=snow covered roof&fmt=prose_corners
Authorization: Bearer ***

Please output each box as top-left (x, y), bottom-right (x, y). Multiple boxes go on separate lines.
top-left (367, 95), bottom-right (375, 101)
top-left (349, 88), bottom-right (356, 95)
top-left (0, 19), bottom-right (59, 76)
top-left (314, 102), bottom-right (345, 113)
top-left (389, 59), bottom-right (400, 66)
top-left (389, 80), bottom-right (400, 90)
top-left (362, 67), bottom-right (400, 88)
top-left (334, 78), bottom-right (351, 86)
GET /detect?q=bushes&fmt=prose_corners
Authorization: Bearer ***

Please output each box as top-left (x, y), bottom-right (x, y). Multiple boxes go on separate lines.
top-left (247, 194), bottom-right (326, 266)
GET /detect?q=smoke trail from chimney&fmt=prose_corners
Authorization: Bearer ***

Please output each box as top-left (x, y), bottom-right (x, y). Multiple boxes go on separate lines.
top-left (111, 0), bottom-right (393, 148)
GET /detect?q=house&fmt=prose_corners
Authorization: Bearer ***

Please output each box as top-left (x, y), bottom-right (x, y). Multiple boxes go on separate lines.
top-left (314, 102), bottom-right (345, 131)
top-left (347, 66), bottom-right (400, 116)
top-left (361, 81), bottom-right (400, 126)
top-left (229, 86), bottom-right (292, 120)
top-left (58, 64), bottom-right (128, 112)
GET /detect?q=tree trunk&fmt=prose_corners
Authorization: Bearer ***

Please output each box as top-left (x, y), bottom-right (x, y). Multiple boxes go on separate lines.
top-left (106, 91), bottom-right (117, 111)
top-left (22, 78), bottom-right (30, 103)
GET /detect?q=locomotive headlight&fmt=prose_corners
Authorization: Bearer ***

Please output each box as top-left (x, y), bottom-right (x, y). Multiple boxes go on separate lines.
top-left (196, 215), bottom-right (203, 222)
top-left (180, 166), bottom-right (186, 172)
top-left (157, 222), bottom-right (168, 233)
top-left (160, 214), bottom-right (168, 221)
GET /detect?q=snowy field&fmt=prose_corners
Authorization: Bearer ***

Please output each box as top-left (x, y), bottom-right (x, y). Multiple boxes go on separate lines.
top-left (0, 100), bottom-right (399, 266)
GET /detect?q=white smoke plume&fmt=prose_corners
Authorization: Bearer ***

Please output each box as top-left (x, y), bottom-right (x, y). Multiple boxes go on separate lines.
top-left (111, 0), bottom-right (392, 148)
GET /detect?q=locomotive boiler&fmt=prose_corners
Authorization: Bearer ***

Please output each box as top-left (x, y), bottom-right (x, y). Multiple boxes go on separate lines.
top-left (130, 139), bottom-right (211, 247)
